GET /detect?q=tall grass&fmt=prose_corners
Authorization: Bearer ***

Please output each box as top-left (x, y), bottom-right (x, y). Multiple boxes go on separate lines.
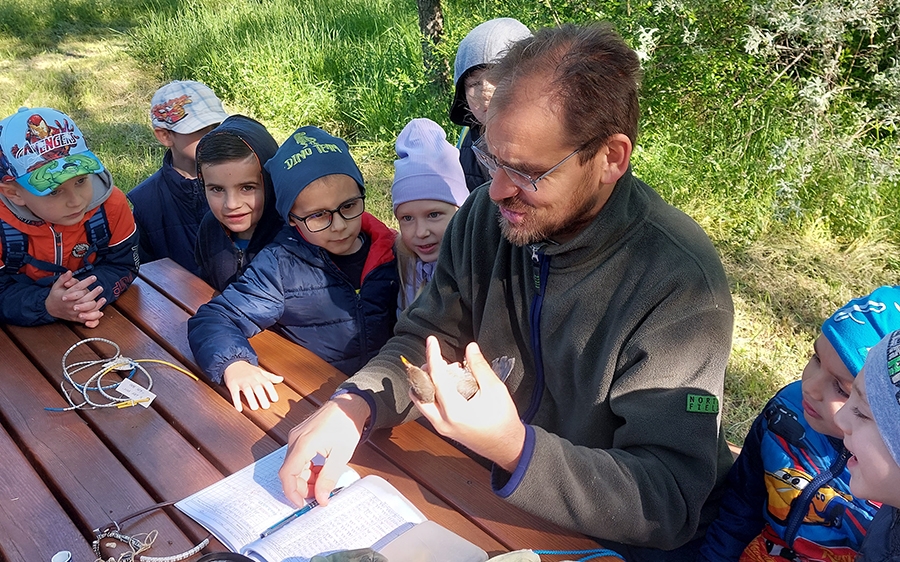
top-left (128, 0), bottom-right (900, 246)
top-left (131, 0), bottom-right (441, 141)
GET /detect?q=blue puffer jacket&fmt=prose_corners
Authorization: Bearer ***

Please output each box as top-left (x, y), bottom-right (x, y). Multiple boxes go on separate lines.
top-left (187, 212), bottom-right (399, 383)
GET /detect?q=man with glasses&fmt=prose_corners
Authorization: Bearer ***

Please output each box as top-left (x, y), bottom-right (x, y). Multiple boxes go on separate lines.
top-left (188, 126), bottom-right (399, 412)
top-left (280, 24), bottom-right (734, 560)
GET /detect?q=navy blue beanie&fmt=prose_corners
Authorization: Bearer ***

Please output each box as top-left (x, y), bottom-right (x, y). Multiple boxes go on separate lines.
top-left (822, 285), bottom-right (900, 375)
top-left (264, 126), bottom-right (365, 224)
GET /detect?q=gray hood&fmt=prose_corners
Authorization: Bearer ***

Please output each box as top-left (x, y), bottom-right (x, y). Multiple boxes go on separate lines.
top-left (449, 18), bottom-right (532, 127)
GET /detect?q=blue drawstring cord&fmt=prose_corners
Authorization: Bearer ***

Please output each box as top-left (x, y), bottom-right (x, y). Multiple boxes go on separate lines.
top-left (533, 549), bottom-right (625, 561)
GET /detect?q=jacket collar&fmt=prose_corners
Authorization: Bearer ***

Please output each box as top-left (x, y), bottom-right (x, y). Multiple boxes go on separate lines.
top-left (161, 150), bottom-right (203, 197)
top-left (536, 166), bottom-right (649, 269)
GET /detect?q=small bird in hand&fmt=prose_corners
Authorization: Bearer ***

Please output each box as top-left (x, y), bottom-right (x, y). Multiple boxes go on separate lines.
top-left (401, 354), bottom-right (515, 403)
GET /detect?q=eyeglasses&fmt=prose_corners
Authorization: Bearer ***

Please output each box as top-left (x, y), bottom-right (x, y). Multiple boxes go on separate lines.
top-left (289, 196), bottom-right (365, 232)
top-left (471, 137), bottom-right (583, 192)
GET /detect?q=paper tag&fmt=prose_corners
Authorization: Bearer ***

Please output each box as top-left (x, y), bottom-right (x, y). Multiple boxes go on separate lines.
top-left (116, 379), bottom-right (156, 408)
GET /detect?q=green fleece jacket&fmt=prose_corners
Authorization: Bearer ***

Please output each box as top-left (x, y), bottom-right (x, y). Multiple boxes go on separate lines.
top-left (338, 167), bottom-right (735, 552)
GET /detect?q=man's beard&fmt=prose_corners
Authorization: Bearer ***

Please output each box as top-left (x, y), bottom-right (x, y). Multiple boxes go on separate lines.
top-left (495, 178), bottom-right (600, 246)
top-left (497, 197), bottom-right (544, 246)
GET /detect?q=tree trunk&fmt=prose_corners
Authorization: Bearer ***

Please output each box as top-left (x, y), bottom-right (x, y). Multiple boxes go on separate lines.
top-left (416, 0), bottom-right (449, 90)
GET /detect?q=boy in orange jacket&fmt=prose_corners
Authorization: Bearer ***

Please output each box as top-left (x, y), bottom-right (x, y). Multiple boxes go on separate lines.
top-left (0, 107), bottom-right (139, 327)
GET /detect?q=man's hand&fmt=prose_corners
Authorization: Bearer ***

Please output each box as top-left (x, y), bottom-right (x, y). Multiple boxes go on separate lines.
top-left (45, 271), bottom-right (107, 328)
top-left (223, 361), bottom-right (284, 412)
top-left (413, 336), bottom-right (526, 472)
top-left (279, 393), bottom-right (370, 507)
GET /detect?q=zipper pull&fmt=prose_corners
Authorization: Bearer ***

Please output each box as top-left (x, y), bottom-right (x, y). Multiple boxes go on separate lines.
top-left (530, 244), bottom-right (544, 291)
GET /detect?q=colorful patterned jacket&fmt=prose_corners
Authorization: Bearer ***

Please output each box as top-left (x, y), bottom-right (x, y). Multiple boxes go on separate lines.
top-left (700, 381), bottom-right (879, 561)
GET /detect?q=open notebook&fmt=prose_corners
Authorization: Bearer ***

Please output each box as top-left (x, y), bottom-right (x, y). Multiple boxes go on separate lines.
top-left (175, 446), bottom-right (487, 562)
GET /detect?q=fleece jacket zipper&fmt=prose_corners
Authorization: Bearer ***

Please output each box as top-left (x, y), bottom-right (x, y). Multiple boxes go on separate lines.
top-left (523, 246), bottom-right (550, 423)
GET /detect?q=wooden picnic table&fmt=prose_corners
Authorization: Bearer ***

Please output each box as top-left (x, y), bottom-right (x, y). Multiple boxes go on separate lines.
top-left (0, 258), bottom-right (615, 562)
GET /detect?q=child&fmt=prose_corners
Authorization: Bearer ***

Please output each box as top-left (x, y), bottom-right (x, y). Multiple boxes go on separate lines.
top-left (0, 107), bottom-right (139, 327)
top-left (128, 80), bottom-right (228, 276)
top-left (700, 286), bottom-right (900, 561)
top-left (187, 126), bottom-right (399, 412)
top-left (449, 18), bottom-right (531, 191)
top-left (194, 115), bottom-right (283, 292)
top-left (835, 330), bottom-right (900, 560)
top-left (391, 118), bottom-right (468, 313)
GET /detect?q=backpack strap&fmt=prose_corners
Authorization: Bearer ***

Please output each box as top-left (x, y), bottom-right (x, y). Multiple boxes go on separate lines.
top-left (0, 220), bottom-right (63, 285)
top-left (84, 205), bottom-right (111, 257)
top-left (0, 219), bottom-right (28, 273)
top-left (74, 205), bottom-right (111, 276)
top-left (1, 207), bottom-right (113, 282)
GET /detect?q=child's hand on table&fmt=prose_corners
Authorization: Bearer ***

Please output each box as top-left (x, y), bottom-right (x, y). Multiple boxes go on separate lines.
top-left (223, 360), bottom-right (284, 412)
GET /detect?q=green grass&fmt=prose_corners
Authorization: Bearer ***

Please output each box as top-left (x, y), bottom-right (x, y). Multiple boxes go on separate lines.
top-left (2, 0), bottom-right (900, 445)
top-left (129, 0), bottom-right (443, 141)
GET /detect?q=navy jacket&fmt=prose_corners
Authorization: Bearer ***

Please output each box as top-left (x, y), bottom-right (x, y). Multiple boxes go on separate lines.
top-left (188, 213), bottom-right (399, 383)
top-left (457, 126), bottom-right (490, 192)
top-left (127, 150), bottom-right (208, 276)
top-left (194, 116), bottom-right (283, 292)
top-left (857, 506), bottom-right (900, 561)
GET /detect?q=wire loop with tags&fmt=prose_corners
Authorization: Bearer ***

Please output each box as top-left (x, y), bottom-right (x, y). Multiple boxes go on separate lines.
top-left (47, 337), bottom-right (198, 411)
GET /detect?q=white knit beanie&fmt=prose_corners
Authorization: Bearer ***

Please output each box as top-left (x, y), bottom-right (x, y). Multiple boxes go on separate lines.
top-left (392, 118), bottom-right (468, 212)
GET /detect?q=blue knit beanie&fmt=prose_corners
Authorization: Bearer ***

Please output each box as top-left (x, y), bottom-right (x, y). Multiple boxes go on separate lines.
top-left (822, 285), bottom-right (900, 375)
top-left (264, 126), bottom-right (364, 224)
top-left (860, 330), bottom-right (900, 467)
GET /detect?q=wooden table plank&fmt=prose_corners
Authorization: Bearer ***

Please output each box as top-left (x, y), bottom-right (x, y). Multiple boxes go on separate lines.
top-left (138, 256), bottom-right (216, 311)
top-left (132, 259), bottom-right (606, 554)
top-left (0, 421), bottom-right (94, 561)
top-left (5, 319), bottom-right (233, 552)
top-left (0, 327), bottom-right (198, 556)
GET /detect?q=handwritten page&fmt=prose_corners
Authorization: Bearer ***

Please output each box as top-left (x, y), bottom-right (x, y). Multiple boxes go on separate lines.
top-left (175, 446), bottom-right (360, 552)
top-left (242, 476), bottom-right (426, 562)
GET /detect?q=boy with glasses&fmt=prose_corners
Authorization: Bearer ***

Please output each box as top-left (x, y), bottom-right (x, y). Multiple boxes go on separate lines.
top-left (188, 126), bottom-right (399, 412)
